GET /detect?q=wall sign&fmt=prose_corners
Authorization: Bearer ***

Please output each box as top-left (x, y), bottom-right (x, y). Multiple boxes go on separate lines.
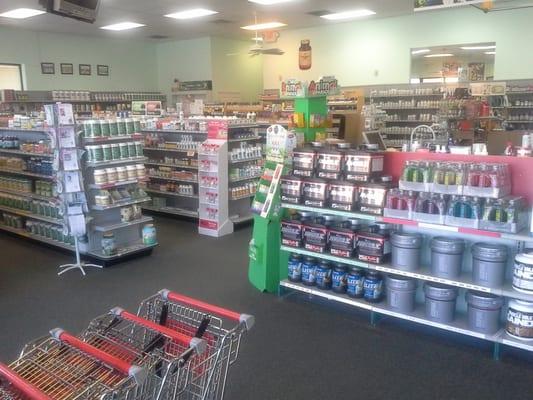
top-left (175, 80), bottom-right (213, 91)
top-left (79, 64), bottom-right (91, 76)
top-left (307, 76), bottom-right (339, 97)
top-left (281, 79), bottom-right (305, 97)
top-left (97, 65), bottom-right (109, 76)
top-left (41, 63), bottom-right (55, 75)
top-left (60, 63), bottom-right (73, 75)
top-left (414, 0), bottom-right (495, 12)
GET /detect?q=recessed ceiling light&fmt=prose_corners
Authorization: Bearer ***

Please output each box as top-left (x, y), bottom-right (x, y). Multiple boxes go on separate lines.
top-left (100, 22), bottom-right (146, 31)
top-left (460, 45), bottom-right (496, 50)
top-left (320, 9), bottom-right (376, 20)
top-left (485, 51), bottom-right (496, 55)
top-left (248, 0), bottom-right (293, 4)
top-left (424, 53), bottom-right (454, 58)
top-left (0, 8), bottom-right (46, 19)
top-left (411, 49), bottom-right (431, 55)
top-left (252, 37), bottom-right (264, 41)
top-left (241, 22), bottom-right (286, 30)
top-left (165, 9), bottom-right (218, 19)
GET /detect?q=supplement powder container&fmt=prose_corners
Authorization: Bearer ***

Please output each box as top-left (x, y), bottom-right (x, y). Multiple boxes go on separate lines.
top-left (386, 275), bottom-right (417, 312)
top-left (466, 291), bottom-right (504, 334)
top-left (513, 252), bottom-right (533, 294)
top-left (430, 237), bottom-right (465, 279)
top-left (287, 254), bottom-right (302, 282)
top-left (301, 257), bottom-right (317, 286)
top-left (471, 243), bottom-right (508, 288)
top-left (364, 271), bottom-right (383, 303)
top-left (315, 261), bottom-right (332, 290)
top-left (507, 299), bottom-right (533, 340)
top-left (424, 283), bottom-right (458, 323)
top-left (391, 231), bottom-right (422, 271)
top-left (331, 263), bottom-right (348, 293)
top-left (347, 268), bottom-right (365, 298)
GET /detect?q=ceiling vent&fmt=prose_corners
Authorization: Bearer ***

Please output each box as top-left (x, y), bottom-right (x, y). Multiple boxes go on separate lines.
top-left (211, 19), bottom-right (233, 24)
top-left (148, 35), bottom-right (170, 39)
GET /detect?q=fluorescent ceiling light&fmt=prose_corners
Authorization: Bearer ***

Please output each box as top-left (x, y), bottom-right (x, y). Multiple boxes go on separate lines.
top-left (241, 22), bottom-right (286, 30)
top-left (320, 9), bottom-right (376, 20)
top-left (248, 0), bottom-right (293, 4)
top-left (485, 51), bottom-right (496, 55)
top-left (100, 22), bottom-right (145, 31)
top-left (165, 9), bottom-right (218, 19)
top-left (424, 53), bottom-right (454, 58)
top-left (410, 78), bottom-right (421, 84)
top-left (445, 77), bottom-right (459, 83)
top-left (252, 37), bottom-right (264, 41)
top-left (0, 8), bottom-right (46, 19)
top-left (460, 45), bottom-right (496, 50)
top-left (423, 78), bottom-right (445, 83)
top-left (411, 49), bottom-right (431, 55)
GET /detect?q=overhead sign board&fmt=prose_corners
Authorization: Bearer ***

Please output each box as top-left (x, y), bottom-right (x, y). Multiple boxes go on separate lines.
top-left (414, 0), bottom-right (495, 12)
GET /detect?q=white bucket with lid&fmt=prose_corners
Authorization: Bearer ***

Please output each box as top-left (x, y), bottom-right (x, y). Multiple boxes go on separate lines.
top-left (513, 252), bottom-right (533, 294)
top-left (507, 299), bottom-right (533, 340)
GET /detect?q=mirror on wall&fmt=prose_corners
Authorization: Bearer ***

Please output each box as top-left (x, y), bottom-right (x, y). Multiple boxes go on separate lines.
top-left (410, 42), bottom-right (495, 84)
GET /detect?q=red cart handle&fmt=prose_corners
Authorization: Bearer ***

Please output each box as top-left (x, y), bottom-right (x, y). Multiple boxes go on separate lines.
top-left (0, 362), bottom-right (53, 400)
top-left (110, 308), bottom-right (206, 354)
top-left (50, 329), bottom-right (147, 384)
top-left (159, 289), bottom-right (255, 331)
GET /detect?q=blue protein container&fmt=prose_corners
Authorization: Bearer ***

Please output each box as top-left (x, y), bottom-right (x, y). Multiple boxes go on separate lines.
top-left (315, 260), bottom-right (332, 290)
top-left (331, 263), bottom-right (348, 293)
top-left (347, 268), bottom-right (365, 298)
top-left (364, 271), bottom-right (384, 303)
top-left (288, 254), bottom-right (302, 282)
top-left (301, 256), bottom-right (317, 286)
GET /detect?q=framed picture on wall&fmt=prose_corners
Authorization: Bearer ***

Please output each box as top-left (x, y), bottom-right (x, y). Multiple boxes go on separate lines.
top-left (97, 65), bottom-right (109, 76)
top-left (41, 62), bottom-right (55, 75)
top-left (79, 64), bottom-right (91, 76)
top-left (60, 63), bottom-right (73, 75)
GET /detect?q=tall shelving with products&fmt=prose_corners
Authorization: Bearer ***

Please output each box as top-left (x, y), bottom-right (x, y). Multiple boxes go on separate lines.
top-left (141, 128), bottom-right (206, 218)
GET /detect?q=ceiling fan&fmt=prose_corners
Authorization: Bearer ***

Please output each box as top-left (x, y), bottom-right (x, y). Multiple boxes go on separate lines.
top-left (227, 14), bottom-right (284, 57)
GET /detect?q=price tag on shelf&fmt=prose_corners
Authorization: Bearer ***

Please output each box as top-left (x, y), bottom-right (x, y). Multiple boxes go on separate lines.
top-left (187, 151), bottom-right (195, 157)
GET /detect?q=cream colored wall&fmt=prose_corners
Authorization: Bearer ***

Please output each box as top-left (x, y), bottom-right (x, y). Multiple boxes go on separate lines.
top-left (263, 7), bottom-right (533, 89)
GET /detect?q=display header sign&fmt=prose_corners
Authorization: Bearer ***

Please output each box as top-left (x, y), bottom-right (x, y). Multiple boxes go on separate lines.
top-left (281, 79), bottom-right (305, 98)
top-left (207, 120), bottom-right (228, 140)
top-left (132, 101), bottom-right (162, 116)
top-left (307, 76), bottom-right (339, 97)
top-left (176, 80), bottom-right (213, 91)
top-left (414, 0), bottom-right (495, 12)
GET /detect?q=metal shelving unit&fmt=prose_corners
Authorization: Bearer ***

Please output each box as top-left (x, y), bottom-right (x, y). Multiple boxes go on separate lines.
top-left (280, 201), bottom-right (533, 359)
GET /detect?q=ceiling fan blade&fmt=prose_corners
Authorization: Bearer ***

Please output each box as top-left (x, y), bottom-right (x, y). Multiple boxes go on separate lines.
top-left (261, 48), bottom-right (285, 55)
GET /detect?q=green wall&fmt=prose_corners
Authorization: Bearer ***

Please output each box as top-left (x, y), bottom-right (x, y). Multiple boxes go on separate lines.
top-left (0, 26), bottom-right (157, 91)
top-left (263, 7), bottom-right (533, 88)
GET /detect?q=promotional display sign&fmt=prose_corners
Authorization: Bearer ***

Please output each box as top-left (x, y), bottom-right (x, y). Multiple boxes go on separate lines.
top-left (414, 0), bottom-right (495, 12)
top-left (265, 125), bottom-right (298, 165)
top-left (281, 79), bottom-right (306, 98)
top-left (174, 80), bottom-right (213, 91)
top-left (207, 120), bottom-right (228, 140)
top-left (131, 101), bottom-right (162, 116)
top-left (307, 76), bottom-right (339, 97)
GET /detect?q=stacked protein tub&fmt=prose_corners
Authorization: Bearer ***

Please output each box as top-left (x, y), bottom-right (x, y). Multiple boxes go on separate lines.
top-left (0, 290), bottom-right (254, 400)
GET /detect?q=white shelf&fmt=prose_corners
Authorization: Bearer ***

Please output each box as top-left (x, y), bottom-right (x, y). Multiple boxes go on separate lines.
top-left (507, 120), bottom-right (533, 123)
top-left (83, 134), bottom-right (143, 143)
top-left (0, 188), bottom-right (57, 202)
top-left (229, 156), bottom-right (262, 164)
top-left (87, 241), bottom-right (157, 260)
top-left (144, 188), bottom-right (198, 199)
top-left (281, 203), bottom-right (533, 242)
top-left (230, 174), bottom-right (261, 183)
top-left (228, 136), bottom-right (261, 143)
top-left (380, 107), bottom-right (440, 110)
top-left (230, 193), bottom-right (255, 201)
top-left (384, 119), bottom-right (435, 123)
top-left (0, 204), bottom-right (63, 225)
top-left (89, 179), bottom-right (147, 190)
top-left (0, 127), bottom-right (48, 133)
top-left (91, 197), bottom-right (151, 211)
top-left (371, 93), bottom-right (444, 98)
top-left (144, 147), bottom-right (198, 154)
top-left (280, 280), bottom-right (533, 353)
top-left (230, 214), bottom-right (253, 223)
top-left (141, 129), bottom-right (207, 135)
top-left (0, 149), bottom-right (53, 158)
top-left (0, 168), bottom-right (54, 180)
top-left (147, 174), bottom-right (197, 184)
top-left (86, 157), bottom-right (147, 168)
top-left (0, 224), bottom-right (74, 251)
top-left (144, 162), bottom-right (197, 170)
top-left (92, 216), bottom-right (153, 232)
top-left (142, 205), bottom-right (198, 218)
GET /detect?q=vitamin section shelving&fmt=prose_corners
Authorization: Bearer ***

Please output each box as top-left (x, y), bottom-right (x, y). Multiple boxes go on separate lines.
top-left (279, 201), bottom-right (533, 359)
top-left (141, 128), bottom-right (206, 218)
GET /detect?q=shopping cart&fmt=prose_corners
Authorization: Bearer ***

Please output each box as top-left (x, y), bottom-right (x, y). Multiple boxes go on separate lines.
top-left (81, 307), bottom-right (207, 400)
top-left (137, 290), bottom-right (255, 400)
top-left (0, 328), bottom-right (147, 400)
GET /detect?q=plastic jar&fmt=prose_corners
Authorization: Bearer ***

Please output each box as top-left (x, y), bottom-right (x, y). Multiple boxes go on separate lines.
top-left (110, 143), bottom-right (121, 160)
top-left (391, 231), bottom-right (422, 271)
top-left (126, 165), bottom-right (137, 180)
top-left (331, 263), bottom-right (348, 293)
top-left (281, 219), bottom-right (303, 248)
top-left (125, 118), bottom-right (135, 135)
top-left (135, 164), bottom-right (146, 179)
top-left (105, 168), bottom-right (118, 183)
top-left (99, 120), bottom-right (111, 137)
top-left (347, 268), bottom-right (365, 298)
top-left (301, 256), bottom-right (317, 286)
top-left (115, 166), bottom-right (128, 182)
top-left (108, 120), bottom-right (118, 136)
top-left (101, 232), bottom-right (116, 256)
top-left (101, 144), bottom-right (112, 161)
top-left (466, 291), bottom-right (504, 334)
top-left (128, 142), bottom-right (137, 158)
top-left (424, 283), bottom-right (458, 323)
top-left (315, 261), bottom-right (332, 290)
top-left (86, 145), bottom-right (103, 163)
top-left (507, 299), bottom-right (533, 340)
top-left (513, 252), bottom-right (533, 294)
top-left (364, 271), bottom-right (384, 303)
top-left (117, 119), bottom-right (127, 135)
top-left (93, 169), bottom-right (108, 185)
top-left (471, 243), bottom-right (508, 288)
top-left (287, 254), bottom-right (302, 282)
top-left (386, 275), bottom-right (417, 312)
top-left (430, 237), bottom-right (465, 279)
top-left (119, 142), bottom-right (130, 159)
top-left (134, 141), bottom-right (144, 157)
top-left (142, 224), bottom-right (157, 245)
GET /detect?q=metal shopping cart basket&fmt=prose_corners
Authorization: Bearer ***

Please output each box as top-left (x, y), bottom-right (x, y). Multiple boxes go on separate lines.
top-left (81, 307), bottom-right (207, 400)
top-left (0, 328), bottom-right (148, 400)
top-left (137, 290), bottom-right (255, 400)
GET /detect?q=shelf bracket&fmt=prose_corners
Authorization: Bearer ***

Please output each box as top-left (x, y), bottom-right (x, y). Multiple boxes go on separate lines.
top-left (492, 342), bottom-right (501, 361)
top-left (370, 311), bottom-right (382, 326)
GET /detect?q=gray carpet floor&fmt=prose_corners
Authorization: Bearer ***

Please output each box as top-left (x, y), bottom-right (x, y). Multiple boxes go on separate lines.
top-left (0, 215), bottom-right (532, 399)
